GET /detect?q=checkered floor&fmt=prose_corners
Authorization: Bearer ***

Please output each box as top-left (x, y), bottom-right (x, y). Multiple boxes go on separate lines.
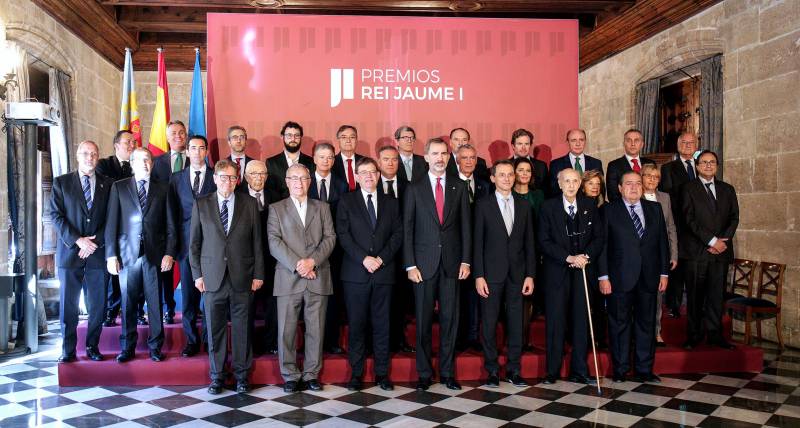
top-left (1, 344), bottom-right (799, 427)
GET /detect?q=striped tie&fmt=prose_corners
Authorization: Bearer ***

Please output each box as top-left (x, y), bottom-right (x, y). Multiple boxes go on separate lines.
top-left (137, 180), bottom-right (147, 211)
top-left (629, 204), bottom-right (644, 238)
top-left (220, 199), bottom-right (229, 235)
top-left (82, 175), bottom-right (93, 210)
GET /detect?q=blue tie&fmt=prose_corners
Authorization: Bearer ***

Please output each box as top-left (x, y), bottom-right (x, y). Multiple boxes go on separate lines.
top-left (568, 205), bottom-right (575, 219)
top-left (367, 194), bottom-right (377, 229)
top-left (220, 199), bottom-right (229, 235)
top-left (82, 175), bottom-right (92, 210)
top-left (630, 204), bottom-right (644, 238)
top-left (686, 160), bottom-right (696, 180)
top-left (137, 180), bottom-right (147, 211)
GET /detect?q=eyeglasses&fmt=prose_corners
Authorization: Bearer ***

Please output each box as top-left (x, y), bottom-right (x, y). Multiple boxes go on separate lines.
top-left (247, 172), bottom-right (267, 177)
top-left (287, 176), bottom-right (311, 182)
top-left (284, 133), bottom-right (302, 140)
top-left (698, 160), bottom-right (717, 166)
top-left (216, 175), bottom-right (238, 183)
top-left (397, 136), bottom-right (415, 142)
top-left (357, 170), bottom-right (378, 177)
top-left (338, 136), bottom-right (357, 141)
top-left (228, 135), bottom-right (247, 141)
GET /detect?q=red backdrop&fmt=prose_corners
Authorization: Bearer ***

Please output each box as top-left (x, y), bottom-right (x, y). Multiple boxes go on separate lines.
top-left (207, 14), bottom-right (578, 165)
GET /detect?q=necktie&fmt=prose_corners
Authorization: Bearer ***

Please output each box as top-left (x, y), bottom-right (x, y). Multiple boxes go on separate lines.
top-left (386, 180), bottom-right (396, 198)
top-left (121, 160), bottom-right (131, 176)
top-left (568, 205), bottom-right (575, 219)
top-left (466, 179), bottom-right (474, 203)
top-left (435, 177), bottom-right (444, 224)
top-left (220, 199), bottom-right (229, 234)
top-left (255, 192), bottom-right (263, 211)
top-left (705, 182), bottom-right (717, 210)
top-left (502, 197), bottom-right (513, 235)
top-left (574, 156), bottom-right (583, 174)
top-left (630, 204), bottom-right (644, 238)
top-left (137, 180), bottom-right (147, 211)
top-left (319, 178), bottom-right (328, 202)
top-left (367, 194), bottom-right (377, 229)
top-left (82, 175), bottom-right (93, 210)
top-left (235, 158), bottom-right (242, 184)
top-left (631, 158), bottom-right (641, 173)
top-left (346, 158), bottom-right (356, 191)
top-left (192, 171), bottom-right (201, 195)
top-left (173, 153), bottom-right (183, 173)
top-left (404, 158), bottom-right (412, 181)
top-left (686, 159), bottom-right (696, 180)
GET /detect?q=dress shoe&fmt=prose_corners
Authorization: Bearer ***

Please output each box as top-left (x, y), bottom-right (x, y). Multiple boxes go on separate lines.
top-left (507, 374), bottom-right (529, 387)
top-left (467, 339), bottom-right (482, 352)
top-left (442, 377), bottom-right (461, 390)
top-left (595, 341), bottom-right (608, 350)
top-left (612, 374), bottom-right (627, 383)
top-left (485, 373), bottom-right (500, 388)
top-left (567, 374), bottom-right (597, 386)
top-left (58, 353), bottom-right (77, 363)
top-left (399, 342), bottom-right (415, 353)
top-left (236, 381), bottom-right (250, 394)
top-left (116, 349), bottom-right (135, 363)
top-left (416, 377), bottom-right (432, 391)
top-left (656, 340), bottom-right (667, 348)
top-left (102, 316), bottom-right (117, 327)
top-left (523, 344), bottom-right (535, 353)
top-left (150, 349), bottom-right (165, 362)
top-left (137, 316), bottom-right (148, 326)
top-left (86, 347), bottom-right (104, 361)
top-left (346, 376), bottom-right (363, 391)
top-left (208, 380), bottom-right (224, 395)
top-left (542, 375), bottom-right (558, 385)
top-left (163, 314), bottom-right (175, 325)
top-left (633, 373), bottom-right (661, 383)
top-left (324, 346), bottom-right (344, 355)
top-left (266, 347), bottom-right (278, 355)
top-left (306, 379), bottom-right (323, 391)
top-left (683, 340), bottom-right (697, 350)
top-left (283, 381), bottom-right (300, 393)
top-left (712, 340), bottom-right (736, 350)
top-left (669, 308), bottom-right (681, 318)
top-left (376, 376), bottom-right (394, 391)
top-left (181, 344), bottom-right (200, 357)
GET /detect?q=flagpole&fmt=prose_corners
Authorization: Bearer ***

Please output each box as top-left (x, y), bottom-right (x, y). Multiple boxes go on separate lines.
top-left (582, 266), bottom-right (602, 394)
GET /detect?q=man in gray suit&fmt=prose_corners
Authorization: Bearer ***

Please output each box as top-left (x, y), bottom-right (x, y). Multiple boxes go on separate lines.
top-left (268, 163), bottom-right (337, 393)
top-left (189, 159), bottom-right (265, 395)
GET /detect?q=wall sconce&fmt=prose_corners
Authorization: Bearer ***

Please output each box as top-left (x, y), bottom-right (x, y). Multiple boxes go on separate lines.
top-left (0, 19), bottom-right (20, 101)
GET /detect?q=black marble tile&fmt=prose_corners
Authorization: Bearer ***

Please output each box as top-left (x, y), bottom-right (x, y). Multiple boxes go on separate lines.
top-left (272, 391), bottom-right (328, 408)
top-left (83, 394), bottom-right (141, 410)
top-left (334, 391), bottom-right (389, 406)
top-left (601, 399), bottom-right (656, 417)
top-left (3, 370), bottom-right (51, 381)
top-left (783, 394), bottom-right (800, 407)
top-left (0, 413), bottom-right (57, 428)
top-left (536, 402), bottom-right (594, 419)
top-left (630, 418), bottom-right (684, 428)
top-left (662, 373), bottom-right (706, 381)
top-left (662, 398), bottom-right (719, 415)
top-left (697, 416), bottom-right (762, 428)
top-left (340, 407), bottom-right (398, 425)
top-left (765, 413), bottom-right (800, 427)
top-left (209, 393), bottom-right (265, 409)
top-left (63, 411), bottom-right (128, 428)
top-left (203, 409), bottom-right (265, 427)
top-left (575, 385), bottom-right (627, 400)
top-left (41, 385), bottom-right (86, 394)
top-left (102, 386), bottom-right (148, 394)
top-left (517, 386), bottom-right (569, 401)
top-left (17, 394), bottom-right (76, 410)
top-left (134, 410), bottom-right (195, 428)
top-left (714, 372), bottom-right (759, 380)
top-left (396, 390), bottom-right (451, 405)
top-left (723, 396), bottom-right (782, 413)
top-left (148, 394), bottom-right (204, 410)
top-left (631, 384), bottom-right (684, 398)
top-left (690, 382), bottom-right (741, 396)
top-left (270, 408), bottom-right (331, 426)
top-left (762, 367), bottom-right (800, 379)
top-left (456, 388), bottom-right (510, 403)
top-left (742, 381), bottom-right (796, 394)
top-left (406, 405), bottom-right (466, 423)
top-left (472, 403), bottom-right (528, 421)
top-left (565, 420), bottom-right (616, 428)
top-left (160, 385), bottom-right (206, 393)
top-left (0, 381), bottom-right (34, 395)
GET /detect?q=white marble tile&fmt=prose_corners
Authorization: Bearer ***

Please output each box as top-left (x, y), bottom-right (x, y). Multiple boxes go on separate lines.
top-left (368, 397), bottom-right (427, 414)
top-left (753, 373), bottom-right (800, 386)
top-left (246, 385), bottom-right (291, 400)
top-left (445, 413), bottom-right (508, 428)
top-left (122, 387), bottom-right (176, 402)
top-left (40, 402), bottom-right (101, 420)
top-left (512, 410), bottom-right (576, 428)
top-left (534, 380), bottom-right (585, 393)
top-left (0, 375), bottom-right (16, 385)
top-left (303, 399), bottom-right (362, 416)
top-left (302, 384), bottom-right (352, 400)
top-left (61, 387), bottom-right (118, 403)
top-left (0, 364), bottom-right (36, 375)
top-left (182, 387), bottom-right (236, 401)
top-left (362, 384), bottom-right (416, 398)
top-left (22, 375), bottom-right (59, 388)
top-left (733, 388), bottom-right (788, 404)
top-left (236, 419), bottom-right (295, 428)
top-left (238, 400), bottom-right (298, 418)
top-left (776, 404), bottom-right (800, 418)
top-left (617, 391), bottom-right (672, 407)
top-left (711, 405), bottom-right (772, 425)
top-left (375, 415), bottom-right (439, 428)
top-left (646, 407), bottom-right (707, 426)
top-left (0, 402), bottom-right (34, 420)
top-left (0, 386), bottom-right (55, 403)
top-left (658, 377), bottom-right (697, 390)
top-left (426, 383), bottom-right (473, 396)
top-left (172, 401), bottom-right (232, 418)
top-left (582, 409), bottom-right (642, 428)
top-left (305, 417), bottom-right (368, 428)
top-left (675, 389), bottom-right (730, 405)
top-left (101, 422), bottom-right (149, 428)
top-left (494, 394), bottom-right (549, 411)
top-left (432, 396), bottom-right (487, 413)
top-left (556, 392), bottom-right (611, 408)
top-left (106, 402), bottom-right (165, 419)
top-left (699, 375), bottom-right (750, 388)
top-left (169, 419), bottom-right (225, 428)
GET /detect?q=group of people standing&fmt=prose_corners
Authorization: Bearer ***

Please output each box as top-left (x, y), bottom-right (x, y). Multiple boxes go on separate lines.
top-left (51, 119), bottom-right (738, 394)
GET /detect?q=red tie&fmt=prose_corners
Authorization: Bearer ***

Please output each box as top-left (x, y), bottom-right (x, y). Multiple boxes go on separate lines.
top-left (435, 177), bottom-right (444, 224)
top-left (631, 158), bottom-right (641, 173)
top-left (235, 158), bottom-right (242, 184)
top-left (346, 158), bottom-right (356, 191)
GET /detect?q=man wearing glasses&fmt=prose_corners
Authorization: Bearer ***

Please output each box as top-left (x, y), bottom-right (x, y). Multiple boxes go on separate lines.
top-left (268, 164), bottom-right (337, 393)
top-left (190, 159), bottom-right (265, 394)
top-left (395, 125), bottom-right (428, 183)
top-left (225, 125), bottom-right (254, 185)
top-left (266, 121), bottom-right (315, 198)
top-left (332, 125), bottom-right (364, 191)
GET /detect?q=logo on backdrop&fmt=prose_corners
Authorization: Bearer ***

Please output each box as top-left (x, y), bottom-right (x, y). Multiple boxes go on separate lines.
top-left (330, 68), bottom-right (464, 108)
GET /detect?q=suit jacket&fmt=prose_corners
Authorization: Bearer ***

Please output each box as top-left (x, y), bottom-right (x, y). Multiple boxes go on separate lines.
top-left (168, 167), bottom-right (217, 259)
top-left (188, 192), bottom-right (265, 292)
top-left (332, 153), bottom-right (364, 190)
top-left (267, 197), bottom-right (337, 296)
top-left (336, 191), bottom-right (403, 284)
top-left (537, 196), bottom-right (604, 288)
top-left (473, 193), bottom-right (536, 284)
top-left (447, 153), bottom-right (490, 183)
top-left (549, 154), bottom-right (603, 196)
top-left (680, 179), bottom-right (739, 262)
top-left (152, 152), bottom-right (188, 183)
top-left (377, 176), bottom-right (407, 202)
top-left (105, 177), bottom-right (177, 267)
top-left (237, 187), bottom-right (280, 275)
top-left (511, 156), bottom-right (550, 195)
top-left (227, 155), bottom-right (254, 182)
top-left (605, 155), bottom-right (656, 201)
top-left (95, 156), bottom-right (131, 181)
top-left (650, 191), bottom-right (679, 262)
top-left (659, 158), bottom-right (693, 232)
top-left (51, 172), bottom-right (114, 269)
top-left (403, 175), bottom-right (472, 280)
top-left (397, 153), bottom-right (428, 183)
top-left (599, 199), bottom-right (670, 293)
top-left (309, 173), bottom-right (348, 221)
top-left (265, 151), bottom-right (315, 198)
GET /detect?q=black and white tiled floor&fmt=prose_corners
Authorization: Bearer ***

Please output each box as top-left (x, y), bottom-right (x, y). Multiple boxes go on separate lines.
top-left (1, 345), bottom-right (799, 427)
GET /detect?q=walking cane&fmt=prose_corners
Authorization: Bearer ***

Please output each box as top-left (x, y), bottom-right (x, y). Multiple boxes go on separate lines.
top-left (581, 265), bottom-right (602, 394)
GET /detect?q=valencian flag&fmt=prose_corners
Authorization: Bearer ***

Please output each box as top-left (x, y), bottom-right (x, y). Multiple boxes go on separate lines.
top-left (188, 48), bottom-right (206, 138)
top-left (118, 48), bottom-right (141, 146)
top-left (148, 48), bottom-right (170, 155)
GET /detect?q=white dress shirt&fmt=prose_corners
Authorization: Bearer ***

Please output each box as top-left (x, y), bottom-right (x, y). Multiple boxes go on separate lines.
top-left (699, 176), bottom-right (719, 247)
top-left (625, 154), bottom-right (643, 169)
top-left (249, 186), bottom-right (265, 208)
top-left (315, 172), bottom-right (332, 197)
top-left (291, 196), bottom-right (308, 226)
top-left (361, 188), bottom-right (378, 216)
top-left (189, 164), bottom-right (207, 191)
top-left (569, 152), bottom-right (584, 171)
top-left (381, 176), bottom-right (398, 196)
top-left (217, 192), bottom-right (235, 232)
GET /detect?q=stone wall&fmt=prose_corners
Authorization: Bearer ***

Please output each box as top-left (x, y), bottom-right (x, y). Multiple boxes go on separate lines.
top-left (579, 0), bottom-right (800, 346)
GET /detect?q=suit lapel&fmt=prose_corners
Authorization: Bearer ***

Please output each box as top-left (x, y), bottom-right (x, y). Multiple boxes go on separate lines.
top-left (442, 179), bottom-right (457, 224)
top-left (126, 178), bottom-right (142, 214)
top-left (490, 196), bottom-right (511, 238)
top-left (71, 173), bottom-right (90, 216)
top-left (420, 179), bottom-right (439, 224)
top-left (227, 194), bottom-right (243, 236)
top-left (304, 200), bottom-right (318, 230)
top-left (201, 169), bottom-right (215, 194)
top-left (576, 197), bottom-right (589, 240)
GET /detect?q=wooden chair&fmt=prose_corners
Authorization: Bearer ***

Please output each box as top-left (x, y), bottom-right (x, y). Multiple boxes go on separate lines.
top-left (725, 261), bottom-right (786, 349)
top-left (725, 258), bottom-right (757, 301)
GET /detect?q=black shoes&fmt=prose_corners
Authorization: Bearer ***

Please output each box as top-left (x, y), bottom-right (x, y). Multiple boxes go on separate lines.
top-left (163, 314), bottom-right (175, 325)
top-left (376, 376), bottom-right (394, 391)
top-left (507, 374), bottom-right (528, 387)
top-left (347, 376), bottom-right (363, 391)
top-left (86, 347), bottom-right (104, 361)
top-left (712, 340), bottom-right (736, 350)
top-left (58, 353), bottom-right (77, 363)
top-left (543, 375), bottom-right (558, 385)
top-left (633, 373), bottom-right (661, 383)
top-left (656, 340), bottom-right (667, 347)
top-left (236, 381), bottom-right (250, 394)
top-left (485, 373), bottom-right (500, 388)
top-left (396, 342), bottom-right (415, 353)
top-left (612, 374), bottom-right (627, 383)
top-left (306, 379), bottom-right (323, 391)
top-left (324, 346), bottom-right (344, 355)
top-left (181, 344), bottom-right (200, 357)
top-left (283, 380), bottom-right (301, 393)
top-left (208, 380), bottom-right (224, 395)
top-left (683, 340), bottom-right (698, 350)
top-left (150, 349), bottom-right (165, 362)
top-left (416, 377), bottom-right (432, 391)
top-left (669, 308), bottom-right (681, 319)
top-left (102, 316), bottom-right (117, 327)
top-left (137, 316), bottom-right (148, 326)
top-left (116, 349), bottom-right (135, 363)
top-left (567, 374), bottom-right (597, 385)
top-left (442, 377), bottom-right (461, 390)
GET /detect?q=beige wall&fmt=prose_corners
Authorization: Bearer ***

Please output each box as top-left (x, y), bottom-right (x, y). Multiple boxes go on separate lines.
top-left (579, 0), bottom-right (800, 345)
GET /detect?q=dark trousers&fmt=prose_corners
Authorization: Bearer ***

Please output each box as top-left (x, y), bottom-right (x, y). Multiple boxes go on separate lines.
top-left (481, 277), bottom-right (524, 375)
top-left (343, 280), bottom-right (392, 377)
top-left (684, 258), bottom-right (726, 343)
top-left (204, 273), bottom-right (253, 383)
top-left (587, 277), bottom-right (608, 345)
top-left (607, 282), bottom-right (657, 376)
top-left (390, 270), bottom-right (413, 349)
top-left (252, 281), bottom-right (278, 352)
top-left (107, 274), bottom-right (145, 321)
top-left (58, 267), bottom-right (107, 355)
top-left (458, 278), bottom-right (480, 345)
top-left (160, 269), bottom-right (176, 318)
top-left (665, 263), bottom-right (685, 312)
top-left (414, 265), bottom-right (459, 379)
top-left (119, 256), bottom-right (164, 352)
top-left (179, 255), bottom-right (206, 346)
top-left (545, 270), bottom-right (590, 377)
top-left (323, 253), bottom-right (344, 350)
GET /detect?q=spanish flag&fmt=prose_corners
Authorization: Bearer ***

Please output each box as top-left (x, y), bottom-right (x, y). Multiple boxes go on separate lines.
top-left (147, 48), bottom-right (170, 155)
top-left (118, 48), bottom-right (141, 146)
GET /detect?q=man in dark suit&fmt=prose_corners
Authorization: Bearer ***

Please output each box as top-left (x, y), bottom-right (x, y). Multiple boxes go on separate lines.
top-left (337, 157), bottom-right (403, 391)
top-left (190, 159), bottom-right (265, 395)
top-left (659, 132), bottom-right (699, 318)
top-left (225, 125), bottom-right (255, 185)
top-left (51, 141), bottom-right (113, 363)
top-left (404, 137), bottom-right (472, 391)
top-left (395, 125), bottom-right (428, 183)
top-left (538, 168), bottom-right (605, 385)
top-left (446, 128), bottom-right (490, 183)
top-left (332, 125), bottom-right (364, 191)
top-left (473, 160), bottom-right (536, 387)
top-left (599, 171), bottom-right (670, 383)
top-left (96, 130), bottom-right (135, 327)
top-left (308, 142), bottom-right (348, 354)
top-left (168, 135), bottom-right (216, 357)
top-left (681, 150), bottom-right (739, 350)
top-left (106, 148), bottom-right (177, 363)
top-left (549, 129), bottom-right (603, 196)
top-left (509, 128), bottom-right (549, 195)
top-left (605, 129), bottom-right (656, 201)
top-left (266, 121), bottom-right (315, 198)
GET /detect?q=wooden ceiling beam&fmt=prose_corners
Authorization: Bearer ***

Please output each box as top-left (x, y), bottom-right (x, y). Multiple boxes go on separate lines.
top-left (133, 33), bottom-right (206, 70)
